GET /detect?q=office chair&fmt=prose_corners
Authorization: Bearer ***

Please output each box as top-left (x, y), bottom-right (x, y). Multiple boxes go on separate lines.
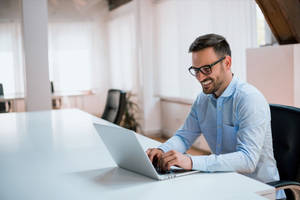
top-left (50, 81), bottom-right (60, 109)
top-left (0, 83), bottom-right (9, 113)
top-left (50, 81), bottom-right (54, 93)
top-left (268, 104), bottom-right (300, 200)
top-left (101, 89), bottom-right (126, 125)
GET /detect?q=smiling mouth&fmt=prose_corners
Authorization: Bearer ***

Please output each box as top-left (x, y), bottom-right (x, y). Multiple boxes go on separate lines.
top-left (201, 79), bottom-right (212, 87)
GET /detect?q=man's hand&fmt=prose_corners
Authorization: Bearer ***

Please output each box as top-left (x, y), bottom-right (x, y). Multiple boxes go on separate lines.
top-left (159, 150), bottom-right (193, 171)
top-left (146, 148), bottom-right (164, 164)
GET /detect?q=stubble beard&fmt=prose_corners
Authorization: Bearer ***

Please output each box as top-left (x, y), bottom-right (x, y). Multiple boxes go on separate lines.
top-left (201, 77), bottom-right (223, 95)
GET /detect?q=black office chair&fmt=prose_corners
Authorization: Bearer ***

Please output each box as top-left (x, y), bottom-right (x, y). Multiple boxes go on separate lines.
top-left (101, 89), bottom-right (126, 125)
top-left (0, 83), bottom-right (9, 113)
top-left (268, 104), bottom-right (300, 200)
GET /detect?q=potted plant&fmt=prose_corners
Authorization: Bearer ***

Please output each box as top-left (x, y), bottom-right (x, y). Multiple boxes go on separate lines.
top-left (120, 92), bottom-right (142, 133)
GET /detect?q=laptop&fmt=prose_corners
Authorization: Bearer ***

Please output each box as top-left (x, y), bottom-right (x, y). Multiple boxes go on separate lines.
top-left (93, 123), bottom-right (199, 180)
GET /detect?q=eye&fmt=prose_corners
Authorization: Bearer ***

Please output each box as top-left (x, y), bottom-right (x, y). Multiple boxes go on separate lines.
top-left (201, 66), bottom-right (211, 74)
top-left (194, 68), bottom-right (201, 74)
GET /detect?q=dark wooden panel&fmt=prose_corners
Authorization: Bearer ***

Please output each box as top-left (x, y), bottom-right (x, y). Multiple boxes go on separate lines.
top-left (255, 0), bottom-right (300, 44)
top-left (107, 0), bottom-right (132, 11)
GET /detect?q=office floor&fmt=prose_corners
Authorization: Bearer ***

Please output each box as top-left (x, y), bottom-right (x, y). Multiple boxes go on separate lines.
top-left (148, 136), bottom-right (210, 156)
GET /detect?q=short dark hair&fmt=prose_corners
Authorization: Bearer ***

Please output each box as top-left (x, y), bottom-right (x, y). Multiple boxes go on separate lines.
top-left (188, 33), bottom-right (231, 57)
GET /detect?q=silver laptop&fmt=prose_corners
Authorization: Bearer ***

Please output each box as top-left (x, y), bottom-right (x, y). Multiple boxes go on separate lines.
top-left (93, 123), bottom-right (199, 180)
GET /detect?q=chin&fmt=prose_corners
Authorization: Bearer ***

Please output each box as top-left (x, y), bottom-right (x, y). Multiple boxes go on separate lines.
top-left (202, 89), bottom-right (213, 94)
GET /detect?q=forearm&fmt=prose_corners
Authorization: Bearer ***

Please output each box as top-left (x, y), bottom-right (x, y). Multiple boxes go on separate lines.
top-left (158, 135), bottom-right (189, 153)
top-left (190, 150), bottom-right (257, 173)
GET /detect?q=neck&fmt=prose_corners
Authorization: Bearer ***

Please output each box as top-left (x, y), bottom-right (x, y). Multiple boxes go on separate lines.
top-left (213, 74), bottom-right (233, 98)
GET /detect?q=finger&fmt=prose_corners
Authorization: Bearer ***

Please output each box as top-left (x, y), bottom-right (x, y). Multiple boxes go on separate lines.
top-left (160, 157), bottom-right (177, 171)
top-left (161, 150), bottom-right (176, 159)
top-left (160, 154), bottom-right (175, 171)
top-left (146, 149), bottom-right (155, 162)
top-left (163, 156), bottom-right (177, 170)
top-left (158, 156), bottom-right (164, 170)
top-left (146, 149), bottom-right (151, 155)
top-left (150, 149), bottom-right (162, 163)
top-left (166, 159), bottom-right (178, 171)
top-left (149, 152), bottom-right (155, 162)
top-left (162, 154), bottom-right (176, 166)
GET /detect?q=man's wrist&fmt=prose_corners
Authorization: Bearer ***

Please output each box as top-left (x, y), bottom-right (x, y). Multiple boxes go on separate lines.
top-left (185, 154), bottom-right (193, 170)
top-left (157, 147), bottom-right (165, 153)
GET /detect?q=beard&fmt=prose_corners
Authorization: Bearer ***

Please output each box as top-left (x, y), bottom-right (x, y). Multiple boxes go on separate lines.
top-left (201, 77), bottom-right (223, 95)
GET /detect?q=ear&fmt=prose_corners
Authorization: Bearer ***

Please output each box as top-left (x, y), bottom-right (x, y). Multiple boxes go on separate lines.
top-left (224, 56), bottom-right (232, 71)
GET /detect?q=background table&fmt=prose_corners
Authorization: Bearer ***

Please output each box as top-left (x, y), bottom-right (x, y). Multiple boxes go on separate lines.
top-left (0, 91), bottom-right (94, 111)
top-left (0, 109), bottom-right (275, 200)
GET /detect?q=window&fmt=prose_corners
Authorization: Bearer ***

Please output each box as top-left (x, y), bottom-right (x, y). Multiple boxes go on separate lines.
top-left (256, 4), bottom-right (266, 46)
top-left (48, 22), bottom-right (93, 92)
top-left (153, 0), bottom-right (257, 99)
top-left (0, 22), bottom-right (24, 95)
top-left (47, 0), bottom-right (109, 93)
top-left (107, 2), bottom-right (137, 92)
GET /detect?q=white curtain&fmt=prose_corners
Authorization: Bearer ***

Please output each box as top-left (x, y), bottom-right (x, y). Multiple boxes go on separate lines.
top-left (48, 0), bottom-right (109, 93)
top-left (0, 0), bottom-right (24, 95)
top-left (48, 22), bottom-right (93, 92)
top-left (107, 2), bottom-right (137, 92)
top-left (153, 0), bottom-right (257, 100)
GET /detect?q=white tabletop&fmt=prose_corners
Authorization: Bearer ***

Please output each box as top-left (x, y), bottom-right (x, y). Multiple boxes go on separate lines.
top-left (0, 109), bottom-right (275, 200)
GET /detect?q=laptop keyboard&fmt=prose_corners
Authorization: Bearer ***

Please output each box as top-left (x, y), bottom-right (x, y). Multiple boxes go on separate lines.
top-left (155, 167), bottom-right (172, 175)
top-left (152, 157), bottom-right (191, 175)
top-left (154, 165), bottom-right (191, 175)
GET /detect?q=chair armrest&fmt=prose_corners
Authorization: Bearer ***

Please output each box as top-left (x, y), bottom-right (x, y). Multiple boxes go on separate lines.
top-left (267, 180), bottom-right (300, 200)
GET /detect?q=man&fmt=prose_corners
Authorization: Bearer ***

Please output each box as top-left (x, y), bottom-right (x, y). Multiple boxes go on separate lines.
top-left (147, 34), bottom-right (285, 199)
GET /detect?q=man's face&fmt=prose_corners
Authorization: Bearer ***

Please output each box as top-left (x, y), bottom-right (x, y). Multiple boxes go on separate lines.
top-left (192, 47), bottom-right (229, 96)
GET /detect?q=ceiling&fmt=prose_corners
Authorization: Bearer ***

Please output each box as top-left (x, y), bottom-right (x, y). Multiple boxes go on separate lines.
top-left (256, 0), bottom-right (300, 44)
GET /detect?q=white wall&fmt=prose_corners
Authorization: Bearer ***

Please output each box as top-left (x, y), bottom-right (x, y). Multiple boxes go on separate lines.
top-left (247, 44), bottom-right (300, 107)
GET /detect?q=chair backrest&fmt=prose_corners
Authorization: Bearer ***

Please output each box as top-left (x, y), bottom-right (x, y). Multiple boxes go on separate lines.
top-left (0, 83), bottom-right (3, 96)
top-left (270, 104), bottom-right (300, 182)
top-left (101, 89), bottom-right (126, 125)
top-left (0, 83), bottom-right (6, 112)
top-left (50, 81), bottom-right (54, 93)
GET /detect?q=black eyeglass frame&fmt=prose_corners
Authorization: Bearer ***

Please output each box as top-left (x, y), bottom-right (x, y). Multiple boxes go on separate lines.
top-left (188, 56), bottom-right (226, 76)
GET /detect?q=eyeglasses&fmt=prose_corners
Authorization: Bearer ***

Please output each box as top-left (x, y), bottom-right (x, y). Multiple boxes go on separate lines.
top-left (188, 56), bottom-right (226, 76)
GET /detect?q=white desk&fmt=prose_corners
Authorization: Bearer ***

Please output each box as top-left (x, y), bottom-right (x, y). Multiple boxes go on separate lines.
top-left (0, 109), bottom-right (275, 200)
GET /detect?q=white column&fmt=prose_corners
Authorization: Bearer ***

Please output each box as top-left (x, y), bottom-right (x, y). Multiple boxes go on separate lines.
top-left (22, 0), bottom-right (51, 111)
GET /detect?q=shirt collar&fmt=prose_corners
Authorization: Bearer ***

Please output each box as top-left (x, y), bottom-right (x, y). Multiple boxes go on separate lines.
top-left (219, 75), bottom-right (237, 98)
top-left (207, 75), bottom-right (238, 99)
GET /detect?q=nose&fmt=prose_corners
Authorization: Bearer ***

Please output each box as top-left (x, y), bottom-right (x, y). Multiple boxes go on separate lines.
top-left (196, 71), bottom-right (207, 82)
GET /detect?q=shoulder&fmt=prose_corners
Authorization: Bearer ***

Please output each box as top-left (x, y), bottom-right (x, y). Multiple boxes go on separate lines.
top-left (234, 80), bottom-right (267, 105)
top-left (233, 80), bottom-right (270, 118)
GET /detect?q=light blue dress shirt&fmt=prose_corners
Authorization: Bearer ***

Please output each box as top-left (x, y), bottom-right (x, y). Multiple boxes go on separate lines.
top-left (158, 76), bottom-right (285, 199)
